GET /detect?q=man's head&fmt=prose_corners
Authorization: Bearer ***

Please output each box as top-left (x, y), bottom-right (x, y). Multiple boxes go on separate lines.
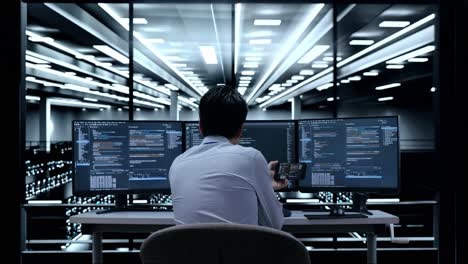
top-left (199, 85), bottom-right (248, 142)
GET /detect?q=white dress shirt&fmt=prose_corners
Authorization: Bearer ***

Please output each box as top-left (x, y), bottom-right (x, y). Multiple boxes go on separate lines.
top-left (169, 136), bottom-right (284, 229)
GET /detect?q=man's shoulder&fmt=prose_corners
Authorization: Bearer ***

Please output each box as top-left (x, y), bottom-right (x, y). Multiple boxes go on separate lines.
top-left (226, 144), bottom-right (264, 160)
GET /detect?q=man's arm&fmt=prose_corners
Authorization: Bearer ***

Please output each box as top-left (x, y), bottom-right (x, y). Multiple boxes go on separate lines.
top-left (252, 151), bottom-right (285, 229)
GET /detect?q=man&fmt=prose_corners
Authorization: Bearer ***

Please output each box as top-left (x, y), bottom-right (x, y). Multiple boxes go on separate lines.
top-left (169, 85), bottom-right (288, 229)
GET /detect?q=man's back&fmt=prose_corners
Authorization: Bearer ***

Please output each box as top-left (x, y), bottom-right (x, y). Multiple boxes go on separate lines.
top-left (169, 136), bottom-right (284, 229)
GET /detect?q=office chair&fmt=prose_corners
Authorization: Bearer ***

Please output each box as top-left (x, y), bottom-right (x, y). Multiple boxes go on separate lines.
top-left (140, 223), bottom-right (310, 264)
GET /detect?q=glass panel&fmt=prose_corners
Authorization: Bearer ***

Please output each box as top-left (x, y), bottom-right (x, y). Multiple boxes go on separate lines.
top-left (335, 4), bottom-right (438, 203)
top-left (240, 3), bottom-right (334, 120)
top-left (25, 2), bottom-right (129, 245)
top-left (128, 3), bottom-right (232, 120)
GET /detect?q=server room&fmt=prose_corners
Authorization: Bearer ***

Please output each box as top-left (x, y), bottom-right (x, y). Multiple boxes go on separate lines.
top-left (4, 0), bottom-right (463, 263)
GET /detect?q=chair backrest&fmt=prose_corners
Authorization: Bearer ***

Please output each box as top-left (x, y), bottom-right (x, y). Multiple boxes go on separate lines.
top-left (140, 223), bottom-right (310, 264)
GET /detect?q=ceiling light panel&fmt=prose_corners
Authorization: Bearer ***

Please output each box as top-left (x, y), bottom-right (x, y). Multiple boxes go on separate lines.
top-left (254, 19), bottom-right (282, 26)
top-left (379, 21), bottom-right (410, 28)
top-left (349, 40), bottom-right (375, 46)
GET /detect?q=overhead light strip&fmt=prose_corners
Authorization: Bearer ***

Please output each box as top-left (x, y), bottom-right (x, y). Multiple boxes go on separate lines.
top-left (375, 83), bottom-right (401, 90)
top-left (337, 13), bottom-right (435, 68)
top-left (386, 45), bottom-right (435, 64)
top-left (98, 4), bottom-right (203, 97)
top-left (211, 4), bottom-right (225, 82)
top-left (246, 4), bottom-right (325, 103)
top-left (261, 13), bottom-right (435, 108)
top-left (234, 3), bottom-right (242, 75)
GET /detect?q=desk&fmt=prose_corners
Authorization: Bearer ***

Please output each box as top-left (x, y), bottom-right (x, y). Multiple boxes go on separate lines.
top-left (71, 210), bottom-right (398, 264)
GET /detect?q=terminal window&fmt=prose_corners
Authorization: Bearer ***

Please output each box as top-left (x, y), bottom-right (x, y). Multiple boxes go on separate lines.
top-left (74, 121), bottom-right (182, 193)
top-left (185, 121), bottom-right (296, 163)
top-left (298, 117), bottom-right (398, 190)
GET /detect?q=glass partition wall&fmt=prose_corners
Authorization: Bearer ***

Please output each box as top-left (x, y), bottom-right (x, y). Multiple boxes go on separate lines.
top-left (22, 1), bottom-right (440, 262)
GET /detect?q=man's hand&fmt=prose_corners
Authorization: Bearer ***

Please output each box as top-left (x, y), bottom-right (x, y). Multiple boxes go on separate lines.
top-left (268, 161), bottom-right (289, 191)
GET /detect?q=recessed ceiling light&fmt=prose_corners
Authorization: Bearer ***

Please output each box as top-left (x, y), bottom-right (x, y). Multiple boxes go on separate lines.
top-left (239, 80), bottom-right (251, 84)
top-left (378, 96), bottom-right (394, 101)
top-left (327, 97), bottom-right (334, 102)
top-left (348, 76), bottom-right (361, 81)
top-left (340, 79), bottom-right (350, 83)
top-left (430, 87), bottom-right (436, 92)
top-left (299, 70), bottom-right (314, 76)
top-left (282, 83), bottom-right (292, 87)
top-left (386, 64), bottom-right (405, 69)
top-left (311, 63), bottom-right (328, 69)
top-left (244, 63), bottom-right (259, 68)
top-left (379, 21), bottom-right (410, 28)
top-left (241, 71), bottom-right (255, 76)
top-left (239, 83), bottom-right (249, 87)
top-left (245, 30), bottom-right (273, 38)
top-left (199, 46), bottom-right (218, 64)
top-left (240, 77), bottom-right (252, 80)
top-left (408, 58), bottom-right (429, 62)
top-left (254, 19), bottom-right (282, 26)
top-left (375, 83), bottom-right (401, 90)
top-left (349, 40), bottom-right (375, 46)
top-left (363, 71), bottom-right (379, 76)
top-left (26, 95), bottom-right (40, 101)
top-left (287, 80), bottom-right (298, 84)
top-left (249, 39), bottom-right (272, 45)
top-left (323, 56), bottom-right (342, 62)
top-left (291, 75), bottom-right (305, 80)
top-left (245, 57), bottom-right (262, 61)
top-left (83, 97), bottom-right (98, 102)
top-left (297, 45), bottom-right (329, 64)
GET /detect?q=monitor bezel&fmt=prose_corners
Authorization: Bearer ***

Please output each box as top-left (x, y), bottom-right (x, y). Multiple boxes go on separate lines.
top-left (296, 116), bottom-right (400, 195)
top-left (72, 120), bottom-right (184, 196)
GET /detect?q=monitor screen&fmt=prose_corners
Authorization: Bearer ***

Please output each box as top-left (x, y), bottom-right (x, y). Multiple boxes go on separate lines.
top-left (185, 121), bottom-right (296, 163)
top-left (185, 121), bottom-right (297, 190)
top-left (73, 121), bottom-right (183, 194)
top-left (298, 117), bottom-right (399, 192)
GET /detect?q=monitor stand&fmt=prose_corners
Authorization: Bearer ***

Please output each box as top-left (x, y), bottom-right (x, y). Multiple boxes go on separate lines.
top-left (350, 192), bottom-right (373, 216)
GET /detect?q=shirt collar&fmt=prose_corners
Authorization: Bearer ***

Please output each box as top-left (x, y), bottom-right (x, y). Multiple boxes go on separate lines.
top-left (201, 135), bottom-right (231, 145)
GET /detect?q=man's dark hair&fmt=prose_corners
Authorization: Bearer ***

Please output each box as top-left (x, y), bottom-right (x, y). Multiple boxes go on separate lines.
top-left (199, 85), bottom-right (248, 139)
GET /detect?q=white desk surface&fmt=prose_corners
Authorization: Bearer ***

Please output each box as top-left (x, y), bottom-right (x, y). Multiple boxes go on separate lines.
top-left (70, 210), bottom-right (398, 226)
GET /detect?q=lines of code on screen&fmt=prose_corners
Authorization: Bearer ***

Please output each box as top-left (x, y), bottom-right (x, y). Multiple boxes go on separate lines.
top-left (73, 121), bottom-right (182, 193)
top-left (298, 117), bottom-right (398, 190)
top-left (185, 121), bottom-right (296, 163)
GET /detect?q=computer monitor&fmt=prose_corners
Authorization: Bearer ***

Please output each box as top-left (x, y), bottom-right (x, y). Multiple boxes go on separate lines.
top-left (298, 117), bottom-right (399, 193)
top-left (185, 120), bottom-right (297, 163)
top-left (185, 120), bottom-right (298, 190)
top-left (72, 120), bottom-right (183, 195)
